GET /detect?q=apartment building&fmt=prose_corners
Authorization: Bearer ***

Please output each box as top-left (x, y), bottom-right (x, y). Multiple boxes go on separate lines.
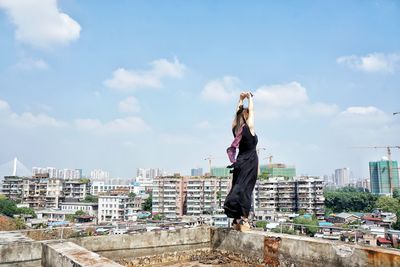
top-left (46, 178), bottom-right (64, 208)
top-left (60, 202), bottom-right (98, 216)
top-left (90, 181), bottom-right (135, 196)
top-left (22, 174), bottom-right (49, 209)
top-left (152, 176), bottom-right (187, 218)
top-left (186, 177), bottom-right (230, 216)
top-left (254, 176), bottom-right (325, 220)
top-left (1, 176), bottom-right (24, 202)
top-left (98, 195), bottom-right (129, 223)
top-left (63, 180), bottom-right (88, 201)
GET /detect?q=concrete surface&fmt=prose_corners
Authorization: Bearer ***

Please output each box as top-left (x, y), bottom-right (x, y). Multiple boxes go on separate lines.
top-left (41, 241), bottom-right (122, 267)
top-left (1, 227), bottom-right (400, 266)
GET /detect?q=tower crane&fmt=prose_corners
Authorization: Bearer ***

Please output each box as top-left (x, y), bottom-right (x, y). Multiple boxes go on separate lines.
top-left (204, 155), bottom-right (214, 175)
top-left (353, 145), bottom-right (400, 196)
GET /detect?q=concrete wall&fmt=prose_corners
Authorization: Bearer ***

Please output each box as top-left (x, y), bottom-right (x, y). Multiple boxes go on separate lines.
top-left (70, 226), bottom-right (211, 261)
top-left (211, 229), bottom-right (400, 267)
top-left (42, 241), bottom-right (122, 267)
top-left (0, 241), bottom-right (42, 267)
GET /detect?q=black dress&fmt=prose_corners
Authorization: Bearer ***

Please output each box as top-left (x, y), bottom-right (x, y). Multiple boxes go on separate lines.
top-left (223, 124), bottom-right (258, 219)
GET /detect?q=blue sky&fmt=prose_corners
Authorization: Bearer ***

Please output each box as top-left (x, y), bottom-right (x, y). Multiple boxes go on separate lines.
top-left (0, 0), bottom-right (399, 178)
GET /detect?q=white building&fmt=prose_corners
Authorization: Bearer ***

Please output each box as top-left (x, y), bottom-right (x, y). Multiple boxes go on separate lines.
top-left (90, 181), bottom-right (135, 196)
top-left (60, 202), bottom-right (98, 216)
top-left (334, 168), bottom-right (350, 187)
top-left (98, 195), bottom-right (129, 223)
top-left (32, 167), bottom-right (81, 179)
top-left (63, 180), bottom-right (88, 200)
top-left (90, 169), bottom-right (110, 180)
top-left (137, 168), bottom-right (164, 180)
top-left (254, 176), bottom-right (325, 221)
top-left (186, 177), bottom-right (230, 216)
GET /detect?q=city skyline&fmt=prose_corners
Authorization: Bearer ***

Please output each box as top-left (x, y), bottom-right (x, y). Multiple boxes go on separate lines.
top-left (0, 1), bottom-right (399, 178)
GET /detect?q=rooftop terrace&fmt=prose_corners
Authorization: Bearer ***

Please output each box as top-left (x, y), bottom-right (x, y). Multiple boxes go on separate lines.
top-left (1, 226), bottom-right (400, 267)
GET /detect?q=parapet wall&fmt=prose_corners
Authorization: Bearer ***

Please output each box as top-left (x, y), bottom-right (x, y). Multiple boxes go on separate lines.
top-left (1, 227), bottom-right (400, 267)
top-left (211, 229), bottom-right (400, 267)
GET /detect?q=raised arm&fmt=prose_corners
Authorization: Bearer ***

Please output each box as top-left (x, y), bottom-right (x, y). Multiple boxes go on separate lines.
top-left (232, 93), bottom-right (246, 129)
top-left (246, 92), bottom-right (255, 135)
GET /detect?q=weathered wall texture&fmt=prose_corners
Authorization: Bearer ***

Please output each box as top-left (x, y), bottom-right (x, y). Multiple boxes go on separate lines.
top-left (42, 241), bottom-right (122, 267)
top-left (212, 229), bottom-right (400, 267)
top-left (0, 241), bottom-right (42, 267)
top-left (70, 226), bottom-right (211, 261)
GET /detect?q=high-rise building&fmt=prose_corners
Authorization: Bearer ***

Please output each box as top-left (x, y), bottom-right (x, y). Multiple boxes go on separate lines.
top-left (90, 169), bottom-right (110, 180)
top-left (254, 177), bottom-right (325, 220)
top-left (191, 168), bottom-right (203, 177)
top-left (334, 168), bottom-right (350, 187)
top-left (210, 167), bottom-right (231, 177)
top-left (259, 164), bottom-right (296, 178)
top-left (1, 176), bottom-right (24, 202)
top-left (32, 167), bottom-right (82, 179)
top-left (137, 168), bottom-right (164, 180)
top-left (369, 160), bottom-right (399, 195)
top-left (186, 177), bottom-right (230, 216)
top-left (152, 175), bottom-right (187, 218)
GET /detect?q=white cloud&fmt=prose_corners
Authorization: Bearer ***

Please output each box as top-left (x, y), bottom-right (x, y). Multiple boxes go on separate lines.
top-left (0, 99), bottom-right (10, 111)
top-left (194, 120), bottom-right (210, 129)
top-left (0, 0), bottom-right (81, 49)
top-left (75, 116), bottom-right (150, 135)
top-left (13, 57), bottom-right (48, 70)
top-left (201, 76), bottom-right (240, 103)
top-left (104, 58), bottom-right (186, 91)
top-left (337, 52), bottom-right (400, 73)
top-left (335, 106), bottom-right (390, 126)
top-left (254, 81), bottom-right (339, 119)
top-left (118, 97), bottom-right (140, 113)
top-left (0, 98), bottom-right (67, 128)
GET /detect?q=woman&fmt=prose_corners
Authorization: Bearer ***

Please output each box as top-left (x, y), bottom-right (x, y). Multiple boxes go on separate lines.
top-left (224, 92), bottom-right (258, 232)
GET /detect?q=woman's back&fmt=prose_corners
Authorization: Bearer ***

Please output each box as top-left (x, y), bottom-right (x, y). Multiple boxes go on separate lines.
top-left (238, 124), bottom-right (258, 154)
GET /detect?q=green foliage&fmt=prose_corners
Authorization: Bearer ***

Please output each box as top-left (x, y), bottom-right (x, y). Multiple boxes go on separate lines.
top-left (83, 195), bottom-right (98, 203)
top-left (255, 220), bottom-right (268, 229)
top-left (79, 178), bottom-right (90, 184)
top-left (16, 207), bottom-right (36, 218)
top-left (66, 214), bottom-right (75, 222)
top-left (293, 216), bottom-right (319, 236)
top-left (0, 199), bottom-right (18, 217)
top-left (128, 192), bottom-right (136, 199)
top-left (152, 214), bottom-right (164, 221)
top-left (393, 188), bottom-right (400, 200)
top-left (0, 194), bottom-right (6, 200)
top-left (14, 217), bottom-right (26, 230)
top-left (375, 196), bottom-right (400, 213)
top-left (75, 210), bottom-right (87, 216)
top-left (298, 209), bottom-right (306, 216)
top-left (271, 226), bottom-right (295, 235)
top-left (324, 188), bottom-right (378, 212)
top-left (216, 191), bottom-right (222, 200)
top-left (142, 194), bottom-right (152, 211)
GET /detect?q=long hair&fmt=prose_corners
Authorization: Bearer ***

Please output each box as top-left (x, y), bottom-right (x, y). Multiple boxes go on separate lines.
top-left (234, 105), bottom-right (248, 136)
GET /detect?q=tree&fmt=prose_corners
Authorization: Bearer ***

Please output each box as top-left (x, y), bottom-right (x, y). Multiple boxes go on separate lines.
top-left (152, 214), bottom-right (164, 221)
top-left (129, 192), bottom-right (136, 199)
top-left (83, 195), bottom-right (98, 203)
top-left (393, 188), bottom-right (400, 200)
top-left (255, 221), bottom-right (268, 229)
top-left (293, 216), bottom-right (319, 236)
top-left (0, 199), bottom-right (17, 217)
top-left (16, 207), bottom-right (36, 218)
top-left (142, 194), bottom-right (152, 211)
top-left (375, 196), bottom-right (400, 213)
top-left (324, 188), bottom-right (377, 213)
top-left (75, 210), bottom-right (87, 216)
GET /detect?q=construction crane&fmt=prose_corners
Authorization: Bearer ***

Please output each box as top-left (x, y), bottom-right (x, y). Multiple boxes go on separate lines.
top-left (265, 155), bottom-right (273, 165)
top-left (353, 145), bottom-right (400, 196)
top-left (204, 155), bottom-right (214, 175)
